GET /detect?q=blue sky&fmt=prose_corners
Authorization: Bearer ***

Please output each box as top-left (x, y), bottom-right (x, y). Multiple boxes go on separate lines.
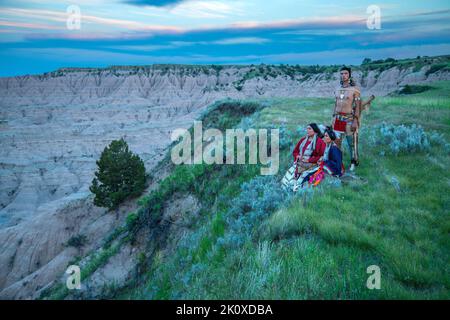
top-left (0, 0), bottom-right (449, 76)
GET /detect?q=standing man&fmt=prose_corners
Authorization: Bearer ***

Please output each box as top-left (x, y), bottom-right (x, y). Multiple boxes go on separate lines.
top-left (332, 66), bottom-right (361, 172)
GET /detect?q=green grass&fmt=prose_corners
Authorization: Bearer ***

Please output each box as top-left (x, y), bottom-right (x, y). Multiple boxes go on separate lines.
top-left (41, 240), bottom-right (123, 300)
top-left (115, 81), bottom-right (449, 300)
top-left (261, 153), bottom-right (449, 298)
top-left (256, 83), bottom-right (449, 298)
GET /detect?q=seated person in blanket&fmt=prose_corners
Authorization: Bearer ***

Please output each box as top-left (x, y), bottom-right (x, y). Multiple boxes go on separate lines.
top-left (317, 126), bottom-right (345, 177)
top-left (281, 123), bottom-right (325, 190)
top-left (296, 126), bottom-right (345, 189)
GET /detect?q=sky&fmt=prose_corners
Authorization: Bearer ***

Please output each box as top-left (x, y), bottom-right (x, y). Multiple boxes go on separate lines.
top-left (0, 0), bottom-right (449, 76)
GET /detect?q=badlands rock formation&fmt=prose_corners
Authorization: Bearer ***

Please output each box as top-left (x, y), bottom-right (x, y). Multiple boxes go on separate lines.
top-left (0, 63), bottom-right (449, 299)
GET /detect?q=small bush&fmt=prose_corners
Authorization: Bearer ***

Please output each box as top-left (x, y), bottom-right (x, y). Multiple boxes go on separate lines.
top-left (220, 176), bottom-right (292, 248)
top-left (398, 84), bottom-right (434, 95)
top-left (278, 124), bottom-right (294, 150)
top-left (237, 117), bottom-right (255, 130)
top-left (67, 234), bottom-right (88, 248)
top-left (126, 212), bottom-right (139, 230)
top-left (368, 122), bottom-right (431, 155)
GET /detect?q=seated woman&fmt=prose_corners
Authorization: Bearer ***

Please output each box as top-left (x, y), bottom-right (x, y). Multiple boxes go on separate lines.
top-left (318, 126), bottom-right (344, 177)
top-left (303, 127), bottom-right (345, 187)
top-left (281, 123), bottom-right (325, 191)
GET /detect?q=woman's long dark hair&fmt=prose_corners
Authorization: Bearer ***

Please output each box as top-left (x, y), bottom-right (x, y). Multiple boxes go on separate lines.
top-left (324, 126), bottom-right (337, 141)
top-left (308, 123), bottom-right (323, 138)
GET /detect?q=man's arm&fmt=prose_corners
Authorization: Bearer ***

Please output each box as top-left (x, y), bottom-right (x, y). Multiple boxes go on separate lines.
top-left (361, 94), bottom-right (375, 111)
top-left (352, 90), bottom-right (361, 130)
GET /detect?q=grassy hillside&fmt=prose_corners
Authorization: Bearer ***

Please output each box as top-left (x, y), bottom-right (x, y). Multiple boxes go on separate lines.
top-left (42, 81), bottom-right (450, 300)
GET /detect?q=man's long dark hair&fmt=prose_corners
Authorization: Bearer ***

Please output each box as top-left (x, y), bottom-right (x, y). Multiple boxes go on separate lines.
top-left (340, 66), bottom-right (355, 86)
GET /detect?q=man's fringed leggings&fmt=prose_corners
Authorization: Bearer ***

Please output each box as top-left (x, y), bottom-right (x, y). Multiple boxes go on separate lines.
top-left (344, 129), bottom-right (359, 165)
top-left (335, 130), bottom-right (359, 166)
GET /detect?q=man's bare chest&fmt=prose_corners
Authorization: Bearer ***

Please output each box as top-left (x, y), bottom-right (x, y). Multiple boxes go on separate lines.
top-left (335, 87), bottom-right (355, 111)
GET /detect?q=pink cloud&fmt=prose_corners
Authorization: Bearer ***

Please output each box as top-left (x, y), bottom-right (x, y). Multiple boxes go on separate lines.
top-left (0, 20), bottom-right (63, 30)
